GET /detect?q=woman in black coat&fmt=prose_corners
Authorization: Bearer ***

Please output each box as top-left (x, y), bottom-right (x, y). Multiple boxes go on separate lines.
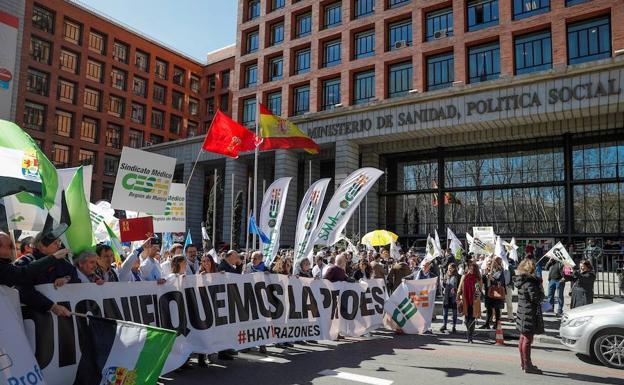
top-left (514, 258), bottom-right (545, 374)
top-left (481, 257), bottom-right (506, 329)
top-left (566, 259), bottom-right (596, 309)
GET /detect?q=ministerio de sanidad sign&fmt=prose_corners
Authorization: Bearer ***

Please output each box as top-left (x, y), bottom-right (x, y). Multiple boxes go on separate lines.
top-left (111, 147), bottom-right (176, 215)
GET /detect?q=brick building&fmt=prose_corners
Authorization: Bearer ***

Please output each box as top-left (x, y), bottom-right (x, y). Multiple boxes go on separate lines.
top-left (15, 0), bottom-right (234, 201)
top-left (150, 0), bottom-right (624, 260)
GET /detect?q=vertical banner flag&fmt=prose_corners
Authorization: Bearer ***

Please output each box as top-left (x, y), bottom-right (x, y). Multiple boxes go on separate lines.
top-left (504, 237), bottom-right (519, 261)
top-left (311, 168), bottom-right (384, 247)
top-left (293, 178), bottom-right (331, 268)
top-left (544, 242), bottom-right (576, 268)
top-left (111, 147), bottom-right (176, 214)
top-left (259, 177), bottom-right (291, 264)
top-left (150, 183), bottom-right (186, 233)
top-left (384, 278), bottom-right (438, 334)
top-left (472, 226), bottom-right (495, 254)
top-left (447, 228), bottom-right (464, 261)
top-left (0, 12), bottom-right (18, 119)
top-left (0, 286), bottom-right (47, 385)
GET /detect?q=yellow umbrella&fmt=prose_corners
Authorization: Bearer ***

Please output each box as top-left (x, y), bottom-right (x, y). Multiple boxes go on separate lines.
top-left (361, 230), bottom-right (398, 247)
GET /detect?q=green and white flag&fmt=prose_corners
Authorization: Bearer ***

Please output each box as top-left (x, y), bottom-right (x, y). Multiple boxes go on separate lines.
top-left (104, 222), bottom-right (124, 264)
top-left (62, 167), bottom-right (95, 255)
top-left (544, 242), bottom-right (576, 268)
top-left (75, 316), bottom-right (176, 385)
top-left (3, 191), bottom-right (47, 231)
top-left (384, 278), bottom-right (438, 334)
top-left (447, 228), bottom-right (463, 261)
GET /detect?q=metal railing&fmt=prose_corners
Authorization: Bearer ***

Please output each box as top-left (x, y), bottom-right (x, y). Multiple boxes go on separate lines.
top-left (572, 250), bottom-right (624, 298)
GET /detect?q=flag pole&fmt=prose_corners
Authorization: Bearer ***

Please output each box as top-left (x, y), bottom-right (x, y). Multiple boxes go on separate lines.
top-left (230, 173), bottom-right (234, 248)
top-left (186, 149), bottom-right (202, 189)
top-left (245, 175), bottom-right (252, 251)
top-left (212, 168), bottom-right (217, 247)
top-left (252, 102), bottom-right (260, 250)
top-left (308, 159), bottom-right (312, 187)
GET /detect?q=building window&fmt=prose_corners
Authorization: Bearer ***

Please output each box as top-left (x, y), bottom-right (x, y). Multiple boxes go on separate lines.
top-left (388, 19), bottom-right (412, 50)
top-left (189, 98), bottom-right (199, 116)
top-left (111, 68), bottom-right (127, 90)
top-left (267, 92), bottom-right (282, 115)
top-left (295, 48), bottom-right (311, 75)
top-left (23, 102), bottom-right (46, 131)
top-left (83, 88), bottom-right (101, 111)
top-left (86, 59), bottom-right (103, 82)
top-left (155, 59), bottom-right (168, 80)
top-left (248, 0), bottom-right (261, 20)
top-left (78, 149), bottom-right (96, 169)
top-left (324, 2), bottom-right (342, 29)
top-left (354, 30), bottom-right (375, 59)
top-left (293, 85), bottom-right (310, 116)
top-left (32, 5), bottom-right (54, 33)
top-left (30, 37), bottom-right (51, 64)
top-left (322, 78), bottom-right (341, 110)
top-left (427, 52), bottom-right (454, 91)
top-left (270, 23), bottom-right (284, 46)
top-left (208, 74), bottom-right (216, 92)
top-left (88, 30), bottom-right (106, 54)
top-left (513, 0), bottom-right (550, 20)
top-left (388, 0), bottom-right (410, 8)
top-left (190, 75), bottom-right (200, 92)
top-left (59, 49), bottom-right (79, 74)
top-left (80, 117), bottom-right (98, 143)
top-left (133, 76), bottom-right (147, 98)
top-left (246, 31), bottom-right (259, 54)
top-left (173, 67), bottom-right (185, 86)
top-left (55, 110), bottom-right (73, 137)
top-left (567, 16), bottom-right (611, 65)
top-left (515, 30), bottom-right (552, 75)
top-left (295, 12), bottom-right (312, 38)
top-left (220, 94), bottom-right (229, 112)
top-left (128, 129), bottom-right (144, 148)
top-left (52, 144), bottom-right (71, 168)
top-left (245, 64), bottom-right (258, 87)
top-left (131, 103), bottom-right (146, 124)
top-left (187, 121), bottom-right (198, 138)
top-left (222, 71), bottom-right (230, 89)
top-left (26, 69), bottom-right (49, 96)
top-left (354, 0), bottom-right (375, 19)
top-left (153, 84), bottom-right (166, 104)
top-left (172, 91), bottom-right (184, 110)
top-left (242, 98), bottom-right (256, 128)
top-left (467, 0), bottom-right (499, 32)
top-left (105, 124), bottom-right (122, 149)
top-left (151, 109), bottom-right (164, 129)
top-left (566, 0), bottom-right (590, 6)
top-left (170, 115), bottom-right (182, 134)
top-left (388, 62), bottom-right (412, 98)
top-left (468, 42), bottom-right (500, 83)
top-left (63, 19), bottom-right (81, 45)
top-left (271, 0), bottom-right (285, 11)
top-left (135, 50), bottom-right (149, 72)
top-left (206, 98), bottom-right (215, 116)
top-left (150, 134), bottom-right (164, 145)
top-left (104, 155), bottom-right (119, 176)
top-left (268, 56), bottom-right (283, 81)
top-left (323, 40), bottom-right (342, 67)
top-left (426, 8), bottom-right (453, 41)
top-left (113, 40), bottom-right (129, 63)
top-left (109, 95), bottom-right (125, 117)
top-left (57, 79), bottom-right (75, 104)
top-left (353, 70), bottom-right (375, 104)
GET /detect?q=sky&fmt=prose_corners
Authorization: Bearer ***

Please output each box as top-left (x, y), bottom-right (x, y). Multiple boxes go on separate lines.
top-left (74, 0), bottom-right (237, 62)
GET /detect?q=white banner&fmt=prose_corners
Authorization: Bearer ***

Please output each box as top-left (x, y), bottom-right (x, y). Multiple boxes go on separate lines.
top-left (293, 178), bottom-right (331, 268)
top-left (472, 226), bottom-right (495, 254)
top-left (57, 165), bottom-right (93, 203)
top-left (0, 286), bottom-right (47, 385)
top-left (0, 11), bottom-right (18, 120)
top-left (311, 168), bottom-right (384, 247)
top-left (25, 274), bottom-right (386, 385)
top-left (111, 147), bottom-right (176, 214)
top-left (150, 183), bottom-right (186, 233)
top-left (259, 177), bottom-right (291, 264)
top-left (384, 278), bottom-right (437, 334)
top-left (544, 242), bottom-right (576, 268)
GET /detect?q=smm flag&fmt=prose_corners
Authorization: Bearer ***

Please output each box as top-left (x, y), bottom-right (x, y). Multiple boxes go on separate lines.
top-left (259, 177), bottom-right (291, 264)
top-left (3, 191), bottom-right (47, 231)
top-left (62, 167), bottom-right (95, 256)
top-left (447, 228), bottom-right (463, 261)
top-left (73, 316), bottom-right (176, 385)
top-left (0, 120), bottom-right (58, 208)
top-left (258, 104), bottom-right (320, 154)
top-left (544, 242), bottom-right (576, 268)
top-left (293, 178), bottom-right (331, 269)
top-left (104, 222), bottom-right (124, 264)
top-left (202, 110), bottom-right (259, 158)
top-left (384, 278), bottom-right (437, 334)
top-left (248, 211), bottom-right (270, 244)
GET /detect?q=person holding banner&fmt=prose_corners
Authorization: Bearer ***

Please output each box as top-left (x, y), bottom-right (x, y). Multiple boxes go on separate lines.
top-left (565, 260), bottom-right (596, 309)
top-left (94, 244), bottom-right (120, 282)
top-left (456, 261), bottom-right (483, 343)
top-left (74, 251), bottom-right (105, 284)
top-left (199, 252), bottom-right (218, 274)
top-left (297, 258), bottom-right (313, 278)
top-left (184, 244), bottom-right (199, 275)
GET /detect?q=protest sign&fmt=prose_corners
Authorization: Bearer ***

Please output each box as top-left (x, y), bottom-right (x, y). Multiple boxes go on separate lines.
top-left (111, 147), bottom-right (176, 214)
top-left (384, 278), bottom-right (437, 334)
top-left (293, 178), bottom-right (331, 269)
top-left (150, 183), bottom-right (186, 233)
top-left (119, 216), bottom-right (154, 242)
top-left (472, 226), bottom-right (495, 254)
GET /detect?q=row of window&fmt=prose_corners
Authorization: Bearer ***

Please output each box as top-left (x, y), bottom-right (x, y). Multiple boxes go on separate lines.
top-left (32, 4), bottom-right (201, 87)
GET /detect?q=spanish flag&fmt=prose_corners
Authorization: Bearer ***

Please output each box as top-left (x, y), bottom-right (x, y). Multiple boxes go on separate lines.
top-left (259, 104), bottom-right (320, 154)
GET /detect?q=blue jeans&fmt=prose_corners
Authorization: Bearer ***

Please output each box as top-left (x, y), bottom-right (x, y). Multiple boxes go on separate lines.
top-left (548, 279), bottom-right (565, 314)
top-left (443, 305), bottom-right (458, 328)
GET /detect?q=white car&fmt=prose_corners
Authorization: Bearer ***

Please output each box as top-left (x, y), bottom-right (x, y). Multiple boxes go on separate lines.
top-left (559, 297), bottom-right (624, 369)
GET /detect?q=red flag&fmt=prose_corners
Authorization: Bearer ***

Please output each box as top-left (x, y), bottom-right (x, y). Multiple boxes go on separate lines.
top-left (202, 110), bottom-right (259, 158)
top-left (119, 217), bottom-right (154, 242)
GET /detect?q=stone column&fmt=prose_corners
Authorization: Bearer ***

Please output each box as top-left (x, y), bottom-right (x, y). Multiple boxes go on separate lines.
top-left (360, 149), bottom-right (380, 234)
top-left (223, 158), bottom-right (248, 248)
top-left (274, 150), bottom-right (299, 247)
top-left (334, 140), bottom-right (360, 237)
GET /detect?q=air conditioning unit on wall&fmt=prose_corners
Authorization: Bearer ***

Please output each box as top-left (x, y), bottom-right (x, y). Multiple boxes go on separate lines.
top-left (433, 29), bottom-right (447, 40)
top-left (394, 40), bottom-right (408, 50)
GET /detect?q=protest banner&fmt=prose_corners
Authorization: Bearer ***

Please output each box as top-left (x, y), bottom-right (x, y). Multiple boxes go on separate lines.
top-left (384, 278), bottom-right (437, 334)
top-left (111, 147), bottom-right (176, 214)
top-left (293, 178), bottom-right (331, 269)
top-left (150, 183), bottom-right (186, 233)
top-left (25, 274), bottom-right (387, 385)
top-left (259, 177), bottom-right (291, 265)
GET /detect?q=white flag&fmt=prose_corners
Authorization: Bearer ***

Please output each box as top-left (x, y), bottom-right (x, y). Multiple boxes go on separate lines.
top-left (259, 177), bottom-right (291, 265)
top-left (447, 228), bottom-right (463, 262)
top-left (544, 242), bottom-right (576, 268)
top-left (433, 229), bottom-right (443, 257)
top-left (293, 178), bottom-right (331, 269)
top-left (466, 232), bottom-right (475, 253)
top-left (3, 192), bottom-right (47, 231)
top-left (494, 236), bottom-right (509, 270)
top-left (384, 278), bottom-right (437, 334)
top-left (310, 168), bottom-right (384, 247)
top-left (503, 237), bottom-right (519, 261)
top-left (390, 240), bottom-right (401, 260)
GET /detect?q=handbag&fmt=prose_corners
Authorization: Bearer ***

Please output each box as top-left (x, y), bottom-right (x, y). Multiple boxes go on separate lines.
top-left (487, 284), bottom-right (506, 300)
top-left (456, 298), bottom-right (464, 315)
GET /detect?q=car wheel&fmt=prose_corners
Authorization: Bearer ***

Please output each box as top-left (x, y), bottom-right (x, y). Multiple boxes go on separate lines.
top-left (593, 329), bottom-right (624, 369)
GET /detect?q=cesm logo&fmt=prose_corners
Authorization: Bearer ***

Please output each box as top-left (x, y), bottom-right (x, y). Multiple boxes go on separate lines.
top-left (122, 173), bottom-right (168, 196)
